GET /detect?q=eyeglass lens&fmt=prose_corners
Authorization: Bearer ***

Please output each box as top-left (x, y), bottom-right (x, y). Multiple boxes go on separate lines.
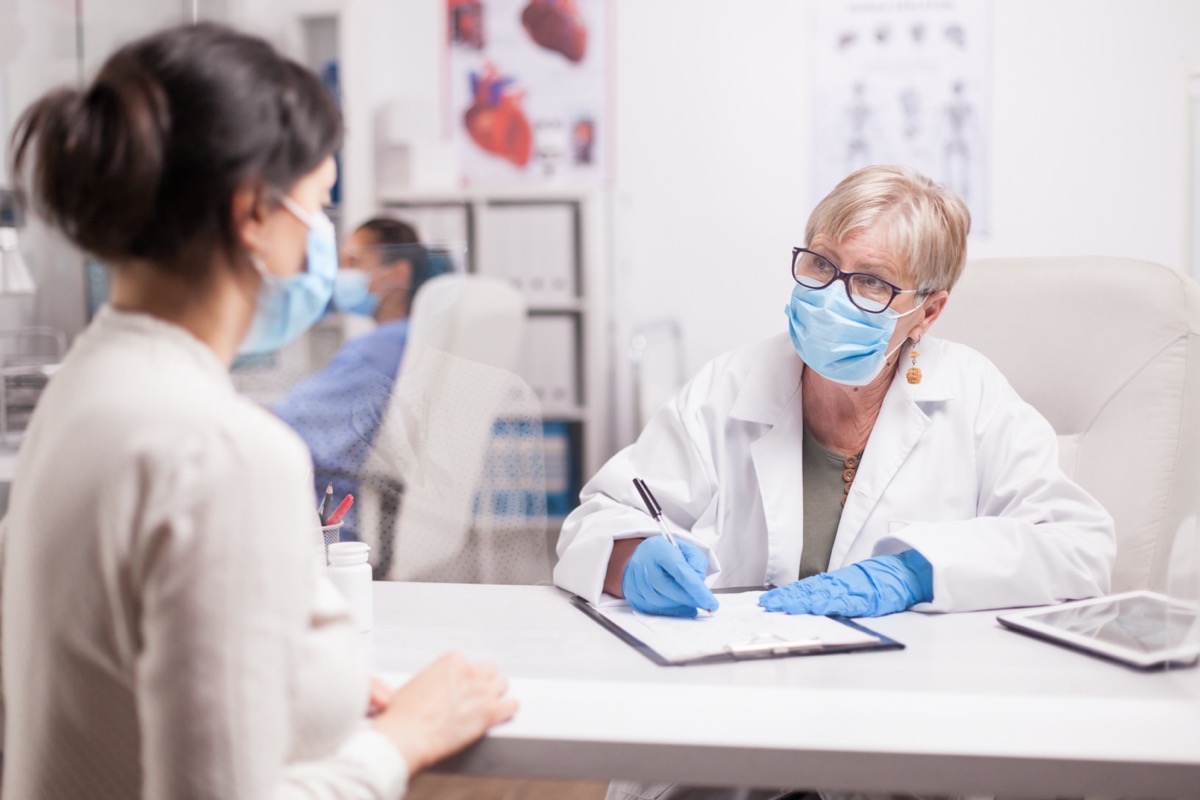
top-left (793, 250), bottom-right (895, 312)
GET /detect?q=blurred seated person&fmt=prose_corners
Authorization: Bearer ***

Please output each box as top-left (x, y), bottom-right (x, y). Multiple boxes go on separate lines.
top-left (274, 217), bottom-right (450, 542)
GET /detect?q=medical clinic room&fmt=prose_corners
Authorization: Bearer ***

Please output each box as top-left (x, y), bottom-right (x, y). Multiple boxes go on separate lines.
top-left (1, 0), bottom-right (1200, 798)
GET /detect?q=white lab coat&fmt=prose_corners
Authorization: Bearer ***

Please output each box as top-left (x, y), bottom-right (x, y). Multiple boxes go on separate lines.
top-left (555, 333), bottom-right (1116, 612)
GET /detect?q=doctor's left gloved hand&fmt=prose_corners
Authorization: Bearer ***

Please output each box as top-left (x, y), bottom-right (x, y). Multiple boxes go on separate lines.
top-left (759, 549), bottom-right (934, 617)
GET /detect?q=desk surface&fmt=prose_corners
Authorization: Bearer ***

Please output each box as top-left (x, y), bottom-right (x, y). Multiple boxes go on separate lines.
top-left (371, 582), bottom-right (1200, 797)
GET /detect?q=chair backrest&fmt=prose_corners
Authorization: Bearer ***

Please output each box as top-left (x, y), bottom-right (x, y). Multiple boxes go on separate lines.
top-left (358, 274), bottom-right (553, 584)
top-left (934, 257), bottom-right (1200, 593)
top-left (399, 273), bottom-right (526, 378)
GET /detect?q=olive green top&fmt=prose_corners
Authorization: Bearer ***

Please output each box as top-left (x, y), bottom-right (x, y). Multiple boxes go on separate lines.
top-left (799, 425), bottom-right (858, 579)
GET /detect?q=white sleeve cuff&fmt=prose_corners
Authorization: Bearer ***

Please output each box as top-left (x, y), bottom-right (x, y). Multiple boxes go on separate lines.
top-left (338, 728), bottom-right (410, 799)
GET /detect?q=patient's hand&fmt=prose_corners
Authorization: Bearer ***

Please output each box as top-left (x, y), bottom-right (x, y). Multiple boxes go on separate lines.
top-left (371, 652), bottom-right (518, 774)
top-left (367, 676), bottom-right (394, 717)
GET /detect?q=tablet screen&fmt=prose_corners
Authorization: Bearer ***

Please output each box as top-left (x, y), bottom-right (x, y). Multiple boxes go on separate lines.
top-left (1027, 594), bottom-right (1197, 653)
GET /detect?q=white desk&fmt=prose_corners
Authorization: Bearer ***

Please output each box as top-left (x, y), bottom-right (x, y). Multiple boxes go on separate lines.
top-left (371, 583), bottom-right (1200, 798)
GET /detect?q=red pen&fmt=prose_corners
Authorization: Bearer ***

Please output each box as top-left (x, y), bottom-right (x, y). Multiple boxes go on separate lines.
top-left (326, 493), bottom-right (355, 526)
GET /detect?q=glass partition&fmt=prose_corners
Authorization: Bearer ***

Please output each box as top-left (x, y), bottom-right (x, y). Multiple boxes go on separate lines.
top-left (0, 0), bottom-right (194, 339)
top-left (1191, 70), bottom-right (1200, 281)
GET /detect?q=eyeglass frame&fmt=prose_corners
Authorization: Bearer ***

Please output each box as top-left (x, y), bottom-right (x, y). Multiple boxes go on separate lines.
top-left (791, 246), bottom-right (928, 314)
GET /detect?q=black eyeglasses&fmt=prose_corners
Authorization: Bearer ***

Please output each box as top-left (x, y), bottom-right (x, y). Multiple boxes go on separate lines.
top-left (791, 247), bottom-right (924, 314)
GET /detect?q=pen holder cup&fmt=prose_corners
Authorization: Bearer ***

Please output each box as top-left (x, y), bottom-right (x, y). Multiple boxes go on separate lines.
top-left (319, 522), bottom-right (344, 566)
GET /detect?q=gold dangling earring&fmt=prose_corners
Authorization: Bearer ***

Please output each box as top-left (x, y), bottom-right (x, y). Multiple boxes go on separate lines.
top-left (906, 337), bottom-right (923, 385)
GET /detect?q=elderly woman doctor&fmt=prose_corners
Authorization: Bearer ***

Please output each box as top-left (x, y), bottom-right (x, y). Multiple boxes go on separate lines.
top-left (554, 165), bottom-right (1115, 620)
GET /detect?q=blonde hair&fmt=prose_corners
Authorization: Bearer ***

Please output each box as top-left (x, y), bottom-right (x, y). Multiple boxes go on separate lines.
top-left (805, 165), bottom-right (971, 293)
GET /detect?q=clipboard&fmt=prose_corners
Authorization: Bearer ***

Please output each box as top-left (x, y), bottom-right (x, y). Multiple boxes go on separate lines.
top-left (572, 587), bottom-right (905, 666)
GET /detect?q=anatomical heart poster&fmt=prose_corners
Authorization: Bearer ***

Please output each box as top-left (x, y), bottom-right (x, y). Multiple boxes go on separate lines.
top-left (810, 0), bottom-right (992, 234)
top-left (448, 0), bottom-right (609, 187)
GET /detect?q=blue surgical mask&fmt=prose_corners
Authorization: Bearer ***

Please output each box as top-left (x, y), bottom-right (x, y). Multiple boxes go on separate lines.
top-left (239, 196), bottom-right (338, 356)
top-left (785, 282), bottom-right (924, 386)
top-left (331, 269), bottom-right (380, 316)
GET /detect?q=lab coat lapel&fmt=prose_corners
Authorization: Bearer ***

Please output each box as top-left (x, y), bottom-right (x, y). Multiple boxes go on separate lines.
top-left (732, 335), bottom-right (807, 588)
top-left (829, 339), bottom-right (953, 567)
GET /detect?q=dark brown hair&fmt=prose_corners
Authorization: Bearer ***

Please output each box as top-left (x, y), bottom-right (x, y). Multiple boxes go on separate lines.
top-left (9, 22), bottom-right (343, 277)
top-left (358, 217), bottom-right (420, 251)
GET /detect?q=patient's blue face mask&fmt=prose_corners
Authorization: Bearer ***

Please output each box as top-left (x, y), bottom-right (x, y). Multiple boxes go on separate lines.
top-left (331, 269), bottom-right (380, 317)
top-left (239, 195), bottom-right (338, 356)
top-left (785, 282), bottom-right (925, 386)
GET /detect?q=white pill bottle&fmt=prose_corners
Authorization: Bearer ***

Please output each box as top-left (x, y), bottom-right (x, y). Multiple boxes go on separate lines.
top-left (326, 541), bottom-right (372, 633)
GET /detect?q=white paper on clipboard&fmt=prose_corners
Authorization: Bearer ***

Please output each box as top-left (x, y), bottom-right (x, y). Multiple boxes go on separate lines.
top-left (593, 590), bottom-right (881, 663)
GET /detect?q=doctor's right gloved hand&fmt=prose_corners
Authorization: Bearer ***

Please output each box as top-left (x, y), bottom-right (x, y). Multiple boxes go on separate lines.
top-left (622, 536), bottom-right (719, 618)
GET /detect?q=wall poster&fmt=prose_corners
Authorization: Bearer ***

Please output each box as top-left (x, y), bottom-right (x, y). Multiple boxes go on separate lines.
top-left (447, 0), bottom-right (608, 188)
top-left (810, 0), bottom-right (992, 233)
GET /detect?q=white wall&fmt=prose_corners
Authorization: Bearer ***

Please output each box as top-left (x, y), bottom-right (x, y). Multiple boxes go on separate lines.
top-left (604, 0), bottom-right (1200, 444)
top-left (607, 1), bottom-right (813, 442)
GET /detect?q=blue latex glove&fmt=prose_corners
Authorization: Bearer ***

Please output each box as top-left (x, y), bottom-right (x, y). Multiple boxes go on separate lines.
top-left (622, 536), bottom-right (720, 618)
top-left (759, 549), bottom-right (934, 617)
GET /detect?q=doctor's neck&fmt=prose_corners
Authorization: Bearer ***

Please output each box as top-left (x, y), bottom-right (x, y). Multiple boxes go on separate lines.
top-left (802, 358), bottom-right (898, 456)
top-left (108, 255), bottom-right (257, 368)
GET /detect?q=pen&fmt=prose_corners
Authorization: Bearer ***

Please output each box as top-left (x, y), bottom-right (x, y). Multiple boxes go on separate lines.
top-left (326, 493), bottom-right (355, 526)
top-left (318, 483), bottom-right (333, 524)
top-left (632, 478), bottom-right (678, 548)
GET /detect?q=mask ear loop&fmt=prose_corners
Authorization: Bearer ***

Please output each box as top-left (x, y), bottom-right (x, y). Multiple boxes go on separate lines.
top-left (240, 189), bottom-right (285, 285)
top-left (246, 229), bottom-right (280, 286)
top-left (248, 193), bottom-right (316, 285)
top-left (882, 292), bottom-right (931, 362)
top-left (279, 194), bottom-right (318, 229)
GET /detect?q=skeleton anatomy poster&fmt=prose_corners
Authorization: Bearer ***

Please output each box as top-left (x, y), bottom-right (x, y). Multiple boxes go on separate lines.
top-left (810, 0), bottom-right (991, 233)
top-left (447, 0), bottom-right (608, 188)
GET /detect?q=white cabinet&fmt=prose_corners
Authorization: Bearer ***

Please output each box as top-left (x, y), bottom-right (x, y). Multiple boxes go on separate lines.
top-left (477, 203), bottom-right (579, 305)
top-left (518, 314), bottom-right (581, 412)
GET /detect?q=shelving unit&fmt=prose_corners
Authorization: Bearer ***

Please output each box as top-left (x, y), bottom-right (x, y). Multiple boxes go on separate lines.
top-left (1, 328), bottom-right (66, 445)
top-left (378, 189), bottom-right (609, 523)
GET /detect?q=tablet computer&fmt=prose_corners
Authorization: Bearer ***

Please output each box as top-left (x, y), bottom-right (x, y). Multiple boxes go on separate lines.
top-left (997, 590), bottom-right (1200, 669)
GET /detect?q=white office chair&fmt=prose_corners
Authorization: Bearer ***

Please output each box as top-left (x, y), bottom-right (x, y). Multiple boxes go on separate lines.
top-left (934, 256), bottom-right (1200, 594)
top-left (357, 274), bottom-right (553, 584)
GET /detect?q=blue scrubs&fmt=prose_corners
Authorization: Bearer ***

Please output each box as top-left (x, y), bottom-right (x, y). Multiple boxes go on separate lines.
top-left (274, 319), bottom-right (409, 542)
